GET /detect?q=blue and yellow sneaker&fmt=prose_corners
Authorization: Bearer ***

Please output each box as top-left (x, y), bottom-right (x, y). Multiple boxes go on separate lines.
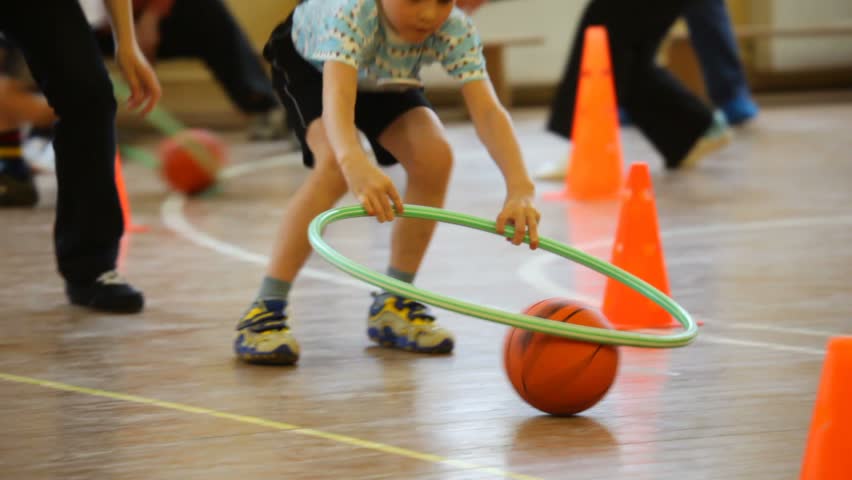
top-left (368, 293), bottom-right (454, 353)
top-left (234, 299), bottom-right (300, 365)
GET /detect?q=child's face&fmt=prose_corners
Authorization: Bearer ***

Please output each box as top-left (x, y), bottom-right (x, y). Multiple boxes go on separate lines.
top-left (380, 0), bottom-right (456, 44)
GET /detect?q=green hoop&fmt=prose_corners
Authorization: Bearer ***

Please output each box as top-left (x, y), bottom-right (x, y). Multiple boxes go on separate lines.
top-left (308, 205), bottom-right (698, 348)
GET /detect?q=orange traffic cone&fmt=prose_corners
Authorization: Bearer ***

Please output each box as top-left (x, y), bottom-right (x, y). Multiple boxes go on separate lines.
top-left (114, 151), bottom-right (146, 234)
top-left (546, 25), bottom-right (623, 201)
top-left (601, 162), bottom-right (677, 329)
top-left (801, 337), bottom-right (852, 480)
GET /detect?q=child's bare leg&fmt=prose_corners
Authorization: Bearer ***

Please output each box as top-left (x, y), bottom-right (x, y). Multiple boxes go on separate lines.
top-left (378, 107), bottom-right (453, 275)
top-left (234, 119), bottom-right (350, 365)
top-left (368, 107), bottom-right (455, 353)
top-left (266, 119), bottom-right (349, 282)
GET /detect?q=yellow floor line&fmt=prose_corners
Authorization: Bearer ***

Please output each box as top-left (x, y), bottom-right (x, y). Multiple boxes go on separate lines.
top-left (0, 372), bottom-right (541, 480)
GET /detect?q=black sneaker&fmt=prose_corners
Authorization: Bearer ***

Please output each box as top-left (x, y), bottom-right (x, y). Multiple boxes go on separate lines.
top-left (66, 270), bottom-right (145, 314)
top-left (0, 172), bottom-right (38, 207)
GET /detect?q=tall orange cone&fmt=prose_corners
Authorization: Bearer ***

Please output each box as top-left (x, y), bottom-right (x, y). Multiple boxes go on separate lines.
top-left (546, 25), bottom-right (623, 201)
top-left (801, 337), bottom-right (852, 480)
top-left (114, 151), bottom-right (146, 234)
top-left (601, 162), bottom-right (676, 329)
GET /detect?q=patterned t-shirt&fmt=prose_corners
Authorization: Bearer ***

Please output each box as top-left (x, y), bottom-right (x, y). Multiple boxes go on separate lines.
top-left (291, 0), bottom-right (487, 88)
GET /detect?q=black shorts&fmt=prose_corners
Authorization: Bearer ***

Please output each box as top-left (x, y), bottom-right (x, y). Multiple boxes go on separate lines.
top-left (263, 14), bottom-right (434, 168)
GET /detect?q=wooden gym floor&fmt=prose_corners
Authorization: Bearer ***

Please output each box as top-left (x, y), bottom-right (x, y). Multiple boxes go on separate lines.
top-left (1, 91), bottom-right (851, 479)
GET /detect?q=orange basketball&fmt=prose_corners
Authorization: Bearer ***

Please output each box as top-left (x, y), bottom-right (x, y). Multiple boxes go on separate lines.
top-left (159, 128), bottom-right (227, 195)
top-left (504, 298), bottom-right (620, 416)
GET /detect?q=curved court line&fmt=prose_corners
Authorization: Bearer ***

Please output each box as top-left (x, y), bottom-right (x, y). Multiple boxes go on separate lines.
top-left (162, 153), bottom-right (367, 290)
top-left (0, 372), bottom-right (541, 480)
top-left (163, 156), bottom-right (851, 353)
top-left (720, 323), bottom-right (847, 338)
top-left (511, 279), bottom-right (827, 356)
top-left (695, 335), bottom-right (826, 356)
top-left (152, 152), bottom-right (834, 471)
top-left (519, 215), bottom-right (852, 349)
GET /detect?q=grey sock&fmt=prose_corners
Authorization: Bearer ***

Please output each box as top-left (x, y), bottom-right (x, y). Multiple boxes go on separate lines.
top-left (257, 276), bottom-right (291, 302)
top-left (387, 266), bottom-right (416, 284)
top-left (378, 267), bottom-right (416, 300)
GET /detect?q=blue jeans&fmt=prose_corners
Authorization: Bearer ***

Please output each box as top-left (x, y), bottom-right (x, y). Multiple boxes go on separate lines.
top-left (684, 0), bottom-right (751, 106)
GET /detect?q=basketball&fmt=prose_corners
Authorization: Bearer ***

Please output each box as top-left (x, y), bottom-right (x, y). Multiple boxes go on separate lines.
top-left (159, 128), bottom-right (227, 195)
top-left (503, 298), bottom-right (620, 416)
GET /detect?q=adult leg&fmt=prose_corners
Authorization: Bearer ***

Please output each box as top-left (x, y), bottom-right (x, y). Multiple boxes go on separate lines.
top-left (606, 0), bottom-right (714, 167)
top-left (684, 0), bottom-right (748, 105)
top-left (547, 0), bottom-right (714, 167)
top-left (1, 2), bottom-right (143, 312)
top-left (157, 0), bottom-right (279, 114)
top-left (2, 2), bottom-right (122, 284)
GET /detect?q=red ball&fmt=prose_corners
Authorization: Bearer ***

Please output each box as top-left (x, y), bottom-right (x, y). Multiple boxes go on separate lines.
top-left (504, 298), bottom-right (620, 416)
top-left (159, 129), bottom-right (227, 194)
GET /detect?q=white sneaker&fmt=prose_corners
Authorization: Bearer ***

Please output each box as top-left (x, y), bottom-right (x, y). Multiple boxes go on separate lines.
top-left (534, 156), bottom-right (570, 181)
top-left (248, 108), bottom-right (289, 142)
top-left (679, 110), bottom-right (732, 169)
top-left (22, 137), bottom-right (55, 175)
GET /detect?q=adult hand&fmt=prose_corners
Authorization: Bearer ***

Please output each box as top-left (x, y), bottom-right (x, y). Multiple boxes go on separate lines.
top-left (115, 42), bottom-right (161, 115)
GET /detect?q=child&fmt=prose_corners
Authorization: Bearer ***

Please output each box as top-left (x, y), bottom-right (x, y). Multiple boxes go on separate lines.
top-left (0, 1), bottom-right (160, 312)
top-left (234, 0), bottom-right (541, 365)
top-left (0, 74), bottom-right (56, 206)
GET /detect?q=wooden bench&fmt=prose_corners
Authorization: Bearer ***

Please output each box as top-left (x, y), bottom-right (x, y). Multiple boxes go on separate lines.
top-left (481, 34), bottom-right (546, 107)
top-left (663, 22), bottom-right (852, 97)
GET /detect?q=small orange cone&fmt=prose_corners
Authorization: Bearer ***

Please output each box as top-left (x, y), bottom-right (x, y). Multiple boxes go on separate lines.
top-left (601, 162), bottom-right (677, 329)
top-left (546, 25), bottom-right (623, 201)
top-left (801, 337), bottom-right (852, 480)
top-left (114, 151), bottom-right (146, 234)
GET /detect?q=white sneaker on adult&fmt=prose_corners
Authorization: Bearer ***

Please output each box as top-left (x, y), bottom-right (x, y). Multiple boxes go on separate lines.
top-left (22, 136), bottom-right (55, 175)
top-left (534, 156), bottom-right (570, 181)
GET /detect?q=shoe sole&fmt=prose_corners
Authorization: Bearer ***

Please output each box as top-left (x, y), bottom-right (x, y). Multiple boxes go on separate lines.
top-left (368, 326), bottom-right (454, 354)
top-left (680, 130), bottom-right (733, 169)
top-left (235, 346), bottom-right (299, 365)
top-left (69, 298), bottom-right (144, 314)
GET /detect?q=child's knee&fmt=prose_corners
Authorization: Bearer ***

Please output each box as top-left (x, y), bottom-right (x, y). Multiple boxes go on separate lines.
top-left (312, 153), bottom-right (348, 196)
top-left (408, 138), bottom-right (453, 184)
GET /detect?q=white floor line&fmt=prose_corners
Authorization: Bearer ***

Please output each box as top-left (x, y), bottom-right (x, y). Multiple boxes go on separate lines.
top-left (161, 154), bottom-right (847, 357)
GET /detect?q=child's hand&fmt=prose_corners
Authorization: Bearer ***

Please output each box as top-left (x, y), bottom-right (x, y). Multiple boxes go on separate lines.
top-left (496, 193), bottom-right (541, 249)
top-left (115, 43), bottom-right (161, 115)
top-left (340, 153), bottom-right (404, 223)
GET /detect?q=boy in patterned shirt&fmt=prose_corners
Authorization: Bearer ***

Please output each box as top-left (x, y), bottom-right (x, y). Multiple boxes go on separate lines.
top-left (234, 0), bottom-right (541, 365)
